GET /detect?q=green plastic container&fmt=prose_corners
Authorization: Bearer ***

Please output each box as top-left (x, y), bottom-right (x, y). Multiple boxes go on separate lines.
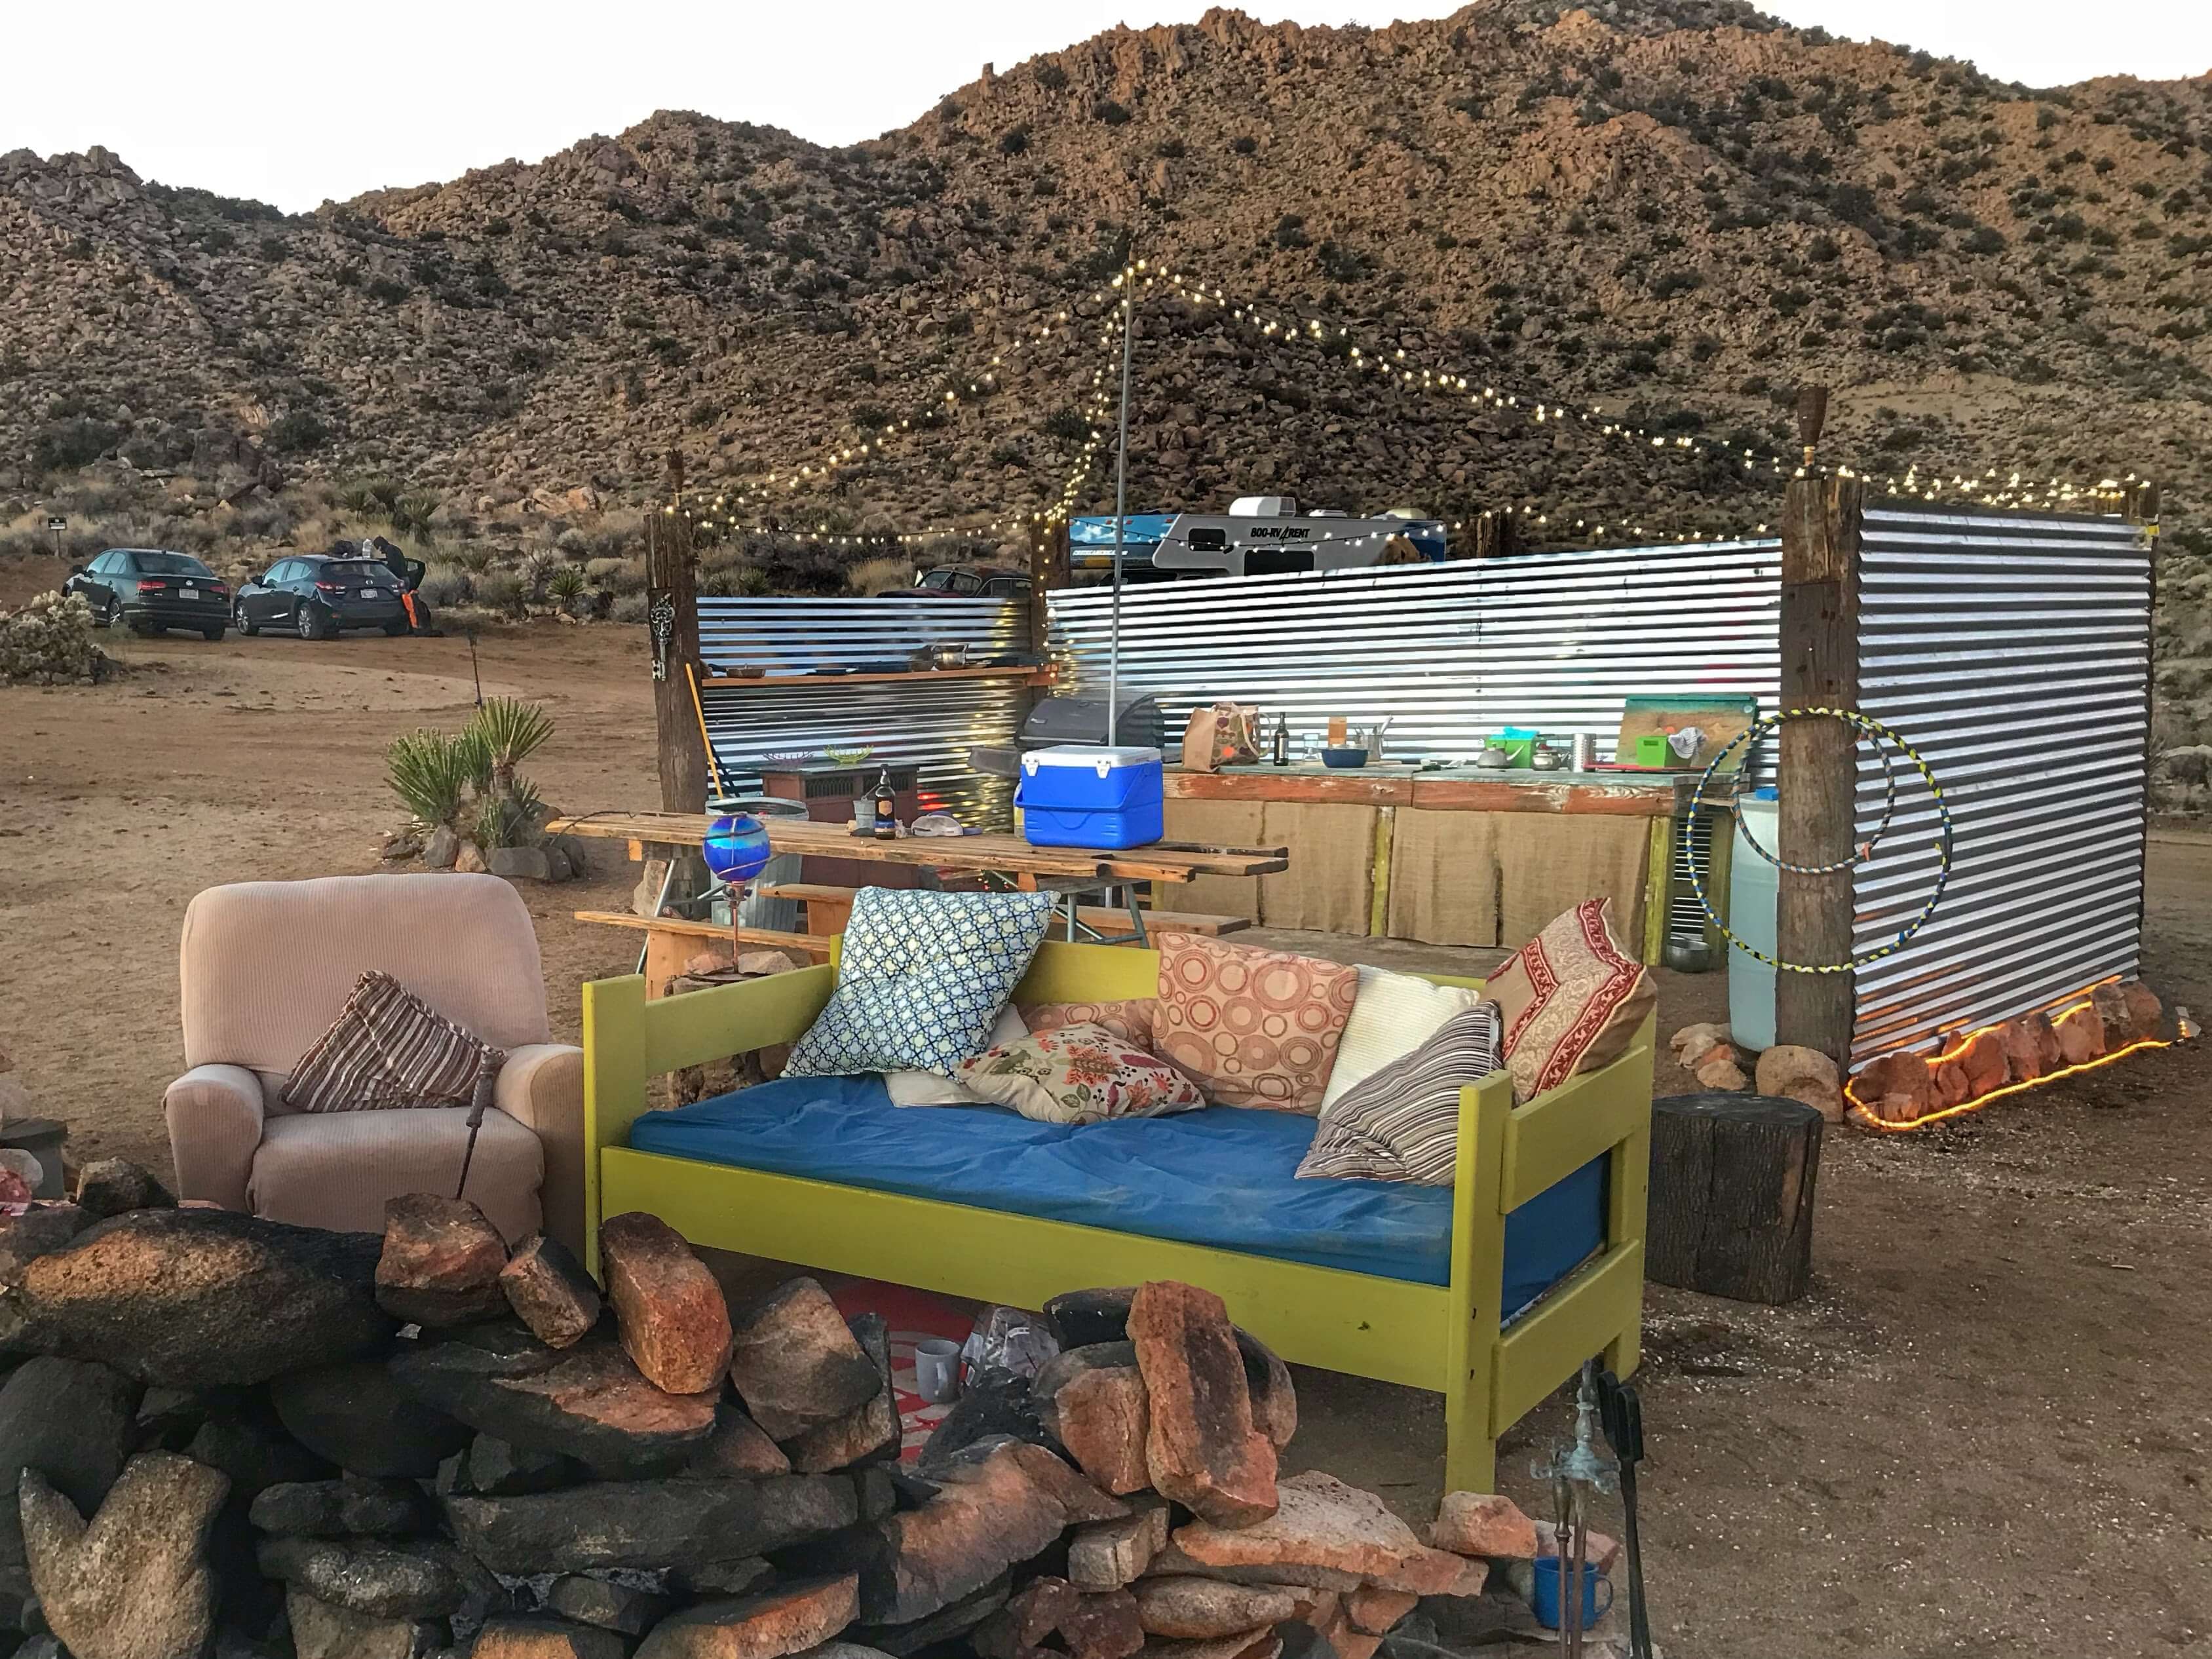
top-left (1635, 733), bottom-right (1671, 767)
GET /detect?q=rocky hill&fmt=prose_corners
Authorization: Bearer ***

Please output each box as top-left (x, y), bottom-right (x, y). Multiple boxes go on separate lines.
top-left (3, 0), bottom-right (2209, 554)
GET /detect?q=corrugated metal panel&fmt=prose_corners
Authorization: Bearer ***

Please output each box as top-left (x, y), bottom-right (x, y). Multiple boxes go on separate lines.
top-left (1849, 503), bottom-right (2150, 1063)
top-left (695, 598), bottom-right (1028, 826)
top-left (1046, 541), bottom-right (1783, 761)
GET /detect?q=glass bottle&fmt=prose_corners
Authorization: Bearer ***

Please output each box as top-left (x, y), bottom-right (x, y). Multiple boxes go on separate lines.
top-left (871, 767), bottom-right (899, 839)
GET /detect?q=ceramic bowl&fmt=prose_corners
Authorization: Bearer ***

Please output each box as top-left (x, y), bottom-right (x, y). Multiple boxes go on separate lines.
top-left (1321, 747), bottom-right (1371, 769)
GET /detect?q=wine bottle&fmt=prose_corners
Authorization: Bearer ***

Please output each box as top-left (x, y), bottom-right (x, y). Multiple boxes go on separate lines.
top-left (871, 767), bottom-right (899, 839)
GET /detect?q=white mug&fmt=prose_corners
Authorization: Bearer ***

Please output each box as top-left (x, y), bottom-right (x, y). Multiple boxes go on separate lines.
top-left (913, 1338), bottom-right (961, 1403)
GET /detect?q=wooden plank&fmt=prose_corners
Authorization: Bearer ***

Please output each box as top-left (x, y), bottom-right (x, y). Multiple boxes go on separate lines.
top-left (1409, 777), bottom-right (1687, 816)
top-left (580, 973), bottom-right (649, 1279)
top-left (573, 909), bottom-right (837, 955)
top-left (1490, 1243), bottom-right (1646, 1436)
top-left (1166, 770), bottom-right (1417, 807)
top-left (1776, 475), bottom-right (1863, 1062)
top-left (1367, 806), bottom-right (1394, 938)
top-left (759, 882), bottom-right (1244, 937)
top-left (1500, 1022), bottom-right (1656, 1210)
top-left (634, 963), bottom-right (837, 1078)
top-left (1445, 1070), bottom-right (1514, 1495)
top-left (695, 665), bottom-right (1054, 691)
top-left (1641, 817), bottom-right (1673, 966)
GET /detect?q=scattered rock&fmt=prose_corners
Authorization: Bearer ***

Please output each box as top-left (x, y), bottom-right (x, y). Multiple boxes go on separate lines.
top-left (1853, 1051), bottom-right (1932, 1123)
top-left (271, 1358), bottom-right (473, 1479)
top-left (726, 1278), bottom-right (884, 1441)
top-left (184, 1409), bottom-right (331, 1499)
top-left (487, 846), bottom-right (555, 883)
top-left (423, 825), bottom-right (461, 869)
top-left (285, 1588), bottom-right (439, 1659)
top-left (1067, 1495), bottom-right (1172, 1592)
top-left (455, 1433), bottom-right (591, 1496)
top-left (1956, 1028), bottom-right (2010, 1096)
top-left (1036, 1343), bottom-right (1151, 1495)
top-left (670, 1558), bottom-right (778, 1600)
top-left (256, 1536), bottom-right (470, 1619)
top-left (1131, 1578), bottom-right (1296, 1639)
top-left (19, 1453), bottom-right (229, 1659)
top-left (1667, 1023), bottom-right (1732, 1071)
top-left (845, 1573), bottom-right (1010, 1657)
top-left (2055, 1001), bottom-right (2106, 1065)
top-left (1691, 1052), bottom-right (1748, 1091)
top-left (1041, 1291), bottom-right (1296, 1442)
top-left (1996, 1016), bottom-right (2055, 1086)
top-left (976, 1576), bottom-right (1143, 1659)
top-left (457, 842), bottom-right (489, 874)
top-left (473, 1614), bottom-right (633, 1658)
top-left (680, 1405), bottom-right (792, 1479)
top-left (634, 1573), bottom-right (859, 1659)
top-left (783, 1314), bottom-right (897, 1474)
top-left (442, 1476), bottom-right (858, 1574)
top-left (71, 1158), bottom-right (176, 1221)
top-left (1128, 1282), bottom-right (1277, 1528)
top-left (601, 1211), bottom-right (733, 1396)
top-left (1343, 1584), bottom-right (1419, 1634)
top-left (871, 1441), bottom-right (1096, 1625)
top-left (1426, 1491), bottom-right (1538, 1559)
top-left (1752, 1045), bottom-right (1844, 1122)
top-left (376, 1195), bottom-right (510, 1327)
top-left (249, 1478), bottom-right (436, 1538)
top-left (547, 1573), bottom-right (676, 1635)
top-left (6, 1209), bottom-right (394, 1387)
top-left (1161, 1472), bottom-right (1465, 1595)
top-left (913, 1369), bottom-right (1051, 1479)
top-left (500, 1233), bottom-right (603, 1349)
top-left (2121, 981), bottom-right (2164, 1043)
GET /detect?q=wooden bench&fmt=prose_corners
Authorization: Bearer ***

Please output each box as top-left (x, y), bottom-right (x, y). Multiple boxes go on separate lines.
top-left (573, 911), bottom-right (833, 999)
top-left (754, 883), bottom-right (1249, 942)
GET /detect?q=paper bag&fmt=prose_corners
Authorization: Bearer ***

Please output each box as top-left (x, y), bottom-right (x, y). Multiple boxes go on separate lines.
top-left (1180, 701), bottom-right (1262, 771)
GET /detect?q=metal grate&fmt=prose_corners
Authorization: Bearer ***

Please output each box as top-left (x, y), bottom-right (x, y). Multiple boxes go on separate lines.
top-left (1848, 503), bottom-right (2150, 1063)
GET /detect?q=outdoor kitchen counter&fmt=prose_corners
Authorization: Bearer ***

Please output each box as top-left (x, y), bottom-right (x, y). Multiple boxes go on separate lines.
top-left (1160, 764), bottom-right (1718, 962)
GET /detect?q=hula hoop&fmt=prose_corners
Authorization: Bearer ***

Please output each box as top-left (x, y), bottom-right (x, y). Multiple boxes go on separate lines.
top-left (1684, 705), bottom-right (1954, 975)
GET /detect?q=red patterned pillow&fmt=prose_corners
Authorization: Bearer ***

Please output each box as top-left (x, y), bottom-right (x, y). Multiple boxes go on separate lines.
top-left (1487, 898), bottom-right (1656, 1103)
top-left (1020, 998), bottom-right (1157, 1049)
top-left (1153, 935), bottom-right (1359, 1113)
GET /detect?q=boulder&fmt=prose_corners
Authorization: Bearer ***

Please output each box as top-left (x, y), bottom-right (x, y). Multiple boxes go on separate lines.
top-left (1035, 1344), bottom-right (1151, 1495)
top-left (600, 1212), bottom-right (733, 1394)
top-left (1160, 1472), bottom-right (1466, 1595)
top-left (0, 1206), bottom-right (90, 1286)
top-left (285, 1589), bottom-right (439, 1659)
top-left (547, 1573), bottom-right (676, 1635)
top-left (1996, 1016), bottom-right (2054, 1086)
top-left (1956, 1029), bottom-right (2010, 1096)
top-left (1426, 1491), bottom-right (1538, 1559)
top-left (1067, 1495), bottom-right (1172, 1592)
top-left (670, 1557), bottom-right (778, 1599)
top-left (248, 1478), bottom-right (436, 1538)
top-left (19, 1453), bottom-right (229, 1659)
top-left (473, 1615), bottom-right (634, 1658)
top-left (184, 1409), bottom-right (332, 1498)
top-left (1131, 1578), bottom-right (1297, 1639)
top-left (1343, 1585), bottom-right (1419, 1634)
top-left (726, 1278), bottom-right (883, 1441)
top-left (423, 826), bottom-right (461, 870)
top-left (2092, 982), bottom-right (2133, 1046)
top-left (0, 1357), bottom-right (139, 1593)
top-left (1128, 1282), bottom-right (1277, 1527)
top-left (680, 1405), bottom-right (792, 1479)
top-left (271, 1358), bottom-right (472, 1479)
top-left (2122, 981), bottom-right (2164, 1044)
top-left (2055, 1001), bottom-right (2106, 1065)
top-left (71, 1159), bottom-right (176, 1221)
top-left (913, 1369), bottom-right (1051, 1479)
top-left (375, 1196), bottom-right (509, 1327)
top-left (1041, 1290), bottom-right (1294, 1447)
top-left (392, 1335), bottom-right (717, 1476)
top-left (256, 1536), bottom-right (471, 1619)
top-left (633, 1574), bottom-right (859, 1659)
top-left (487, 846), bottom-right (555, 883)
top-left (976, 1576), bottom-right (1143, 1659)
top-left (5, 1210), bottom-right (394, 1387)
top-left (442, 1476), bottom-right (858, 1574)
top-left (784, 1314), bottom-right (897, 1474)
top-left (845, 1574), bottom-right (1010, 1657)
top-left (1667, 1022), bottom-right (1733, 1071)
top-left (456, 1434), bottom-right (590, 1496)
top-left (1853, 1052), bottom-right (1932, 1122)
top-left (500, 1234), bottom-right (603, 1349)
top-left (1752, 1045), bottom-right (1845, 1122)
top-left (1692, 1052), bottom-right (1748, 1092)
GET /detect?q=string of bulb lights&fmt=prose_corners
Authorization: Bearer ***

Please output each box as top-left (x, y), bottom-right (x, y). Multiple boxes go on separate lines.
top-left (659, 258), bottom-right (2144, 550)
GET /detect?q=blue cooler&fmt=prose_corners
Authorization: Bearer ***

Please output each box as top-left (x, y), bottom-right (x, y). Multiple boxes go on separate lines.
top-left (1016, 745), bottom-right (1165, 850)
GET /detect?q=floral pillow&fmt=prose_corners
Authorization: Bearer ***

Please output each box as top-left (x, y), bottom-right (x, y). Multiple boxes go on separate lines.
top-left (955, 1023), bottom-right (1204, 1126)
top-left (1020, 998), bottom-right (1157, 1050)
top-left (1152, 934), bottom-right (1359, 1113)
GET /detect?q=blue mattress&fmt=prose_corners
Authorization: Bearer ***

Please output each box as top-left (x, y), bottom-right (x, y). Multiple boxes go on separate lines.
top-left (630, 1077), bottom-right (1607, 1314)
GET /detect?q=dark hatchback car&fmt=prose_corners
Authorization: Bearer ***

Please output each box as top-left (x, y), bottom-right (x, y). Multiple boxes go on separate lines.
top-left (234, 554), bottom-right (410, 639)
top-left (64, 548), bottom-right (230, 639)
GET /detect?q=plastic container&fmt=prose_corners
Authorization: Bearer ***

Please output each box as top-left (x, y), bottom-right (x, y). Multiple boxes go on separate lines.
top-left (1489, 733), bottom-right (1537, 767)
top-left (1727, 788), bottom-right (1780, 1051)
top-left (1635, 733), bottom-right (1671, 767)
top-left (1016, 745), bottom-right (1164, 849)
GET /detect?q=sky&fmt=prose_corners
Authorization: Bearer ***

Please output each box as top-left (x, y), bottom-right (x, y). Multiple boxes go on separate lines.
top-left (6, 1), bottom-right (2207, 214)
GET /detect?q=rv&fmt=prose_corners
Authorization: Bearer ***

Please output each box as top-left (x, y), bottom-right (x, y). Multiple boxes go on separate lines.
top-left (1069, 497), bottom-right (1448, 579)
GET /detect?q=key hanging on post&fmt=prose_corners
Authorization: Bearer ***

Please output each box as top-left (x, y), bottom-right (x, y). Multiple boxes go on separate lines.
top-left (647, 594), bottom-right (676, 682)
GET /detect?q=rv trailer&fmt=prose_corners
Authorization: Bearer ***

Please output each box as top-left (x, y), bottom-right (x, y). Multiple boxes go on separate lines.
top-left (1069, 497), bottom-right (1447, 579)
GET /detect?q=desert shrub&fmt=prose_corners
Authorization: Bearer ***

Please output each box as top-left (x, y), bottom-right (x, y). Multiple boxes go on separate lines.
top-left (611, 592), bottom-right (649, 623)
top-left (385, 731), bottom-right (472, 828)
top-left (0, 591), bottom-right (107, 685)
top-left (518, 549), bottom-right (561, 598)
top-left (418, 565), bottom-right (474, 607)
top-left (474, 571), bottom-right (524, 613)
top-left (266, 411), bottom-right (329, 453)
top-left (847, 555), bottom-right (915, 596)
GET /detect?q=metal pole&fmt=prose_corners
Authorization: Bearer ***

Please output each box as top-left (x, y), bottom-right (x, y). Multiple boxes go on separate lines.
top-left (1108, 270), bottom-right (1135, 749)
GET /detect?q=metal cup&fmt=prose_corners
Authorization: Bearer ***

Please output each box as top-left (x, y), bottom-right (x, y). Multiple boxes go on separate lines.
top-left (1571, 733), bottom-right (1597, 772)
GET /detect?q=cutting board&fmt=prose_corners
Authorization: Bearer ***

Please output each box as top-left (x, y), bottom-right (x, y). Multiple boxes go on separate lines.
top-left (1614, 694), bottom-right (1759, 771)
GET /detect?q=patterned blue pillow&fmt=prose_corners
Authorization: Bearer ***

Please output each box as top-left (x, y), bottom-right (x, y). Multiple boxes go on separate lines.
top-left (784, 888), bottom-right (1058, 1078)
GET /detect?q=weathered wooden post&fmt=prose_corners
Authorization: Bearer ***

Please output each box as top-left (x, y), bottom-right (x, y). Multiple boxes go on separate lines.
top-left (1775, 468), bottom-right (1863, 1065)
top-left (645, 449), bottom-right (710, 816)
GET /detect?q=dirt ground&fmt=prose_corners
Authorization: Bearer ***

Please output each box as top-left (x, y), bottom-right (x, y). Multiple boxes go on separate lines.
top-left (3, 597), bottom-right (2208, 1659)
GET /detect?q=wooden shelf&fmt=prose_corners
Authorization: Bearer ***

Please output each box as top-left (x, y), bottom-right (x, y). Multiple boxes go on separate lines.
top-left (696, 665), bottom-right (1054, 690)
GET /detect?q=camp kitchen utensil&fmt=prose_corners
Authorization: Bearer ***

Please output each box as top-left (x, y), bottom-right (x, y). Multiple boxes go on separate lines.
top-left (1530, 744), bottom-right (1569, 772)
top-left (1532, 1557), bottom-right (1614, 1632)
top-left (1597, 1370), bottom-right (1652, 1659)
top-left (822, 744), bottom-right (875, 766)
top-left (1364, 717), bottom-right (1393, 762)
top-left (1321, 746), bottom-right (1371, 769)
top-left (1476, 744), bottom-right (1513, 769)
top-left (913, 1338), bottom-right (962, 1403)
top-left (1571, 733), bottom-right (1598, 772)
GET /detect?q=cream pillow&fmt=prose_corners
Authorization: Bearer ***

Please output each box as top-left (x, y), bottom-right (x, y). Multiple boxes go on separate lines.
top-left (885, 1004), bottom-right (1027, 1106)
top-left (1320, 967), bottom-right (1479, 1109)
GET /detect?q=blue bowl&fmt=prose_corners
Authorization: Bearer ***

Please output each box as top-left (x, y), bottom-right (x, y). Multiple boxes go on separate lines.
top-left (1321, 747), bottom-right (1370, 769)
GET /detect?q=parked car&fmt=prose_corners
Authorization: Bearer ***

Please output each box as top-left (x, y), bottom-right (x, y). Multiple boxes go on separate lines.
top-left (884, 565), bottom-right (1033, 599)
top-left (64, 548), bottom-right (230, 640)
top-left (233, 554), bottom-right (412, 639)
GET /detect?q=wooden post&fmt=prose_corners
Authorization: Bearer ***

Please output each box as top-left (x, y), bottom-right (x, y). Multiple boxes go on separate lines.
top-left (645, 491), bottom-right (710, 816)
top-left (1775, 474), bottom-right (1863, 1064)
top-left (1646, 1094), bottom-right (1823, 1305)
top-left (1471, 511), bottom-right (1520, 559)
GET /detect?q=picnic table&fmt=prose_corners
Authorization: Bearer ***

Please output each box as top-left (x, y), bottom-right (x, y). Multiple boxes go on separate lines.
top-left (546, 810), bottom-right (1289, 983)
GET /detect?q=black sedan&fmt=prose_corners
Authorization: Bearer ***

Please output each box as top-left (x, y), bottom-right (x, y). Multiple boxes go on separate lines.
top-left (64, 548), bottom-right (229, 639)
top-left (234, 554), bottom-right (411, 639)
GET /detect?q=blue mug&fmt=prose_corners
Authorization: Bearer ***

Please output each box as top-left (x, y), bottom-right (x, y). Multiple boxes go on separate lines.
top-left (1530, 1555), bottom-right (1614, 1630)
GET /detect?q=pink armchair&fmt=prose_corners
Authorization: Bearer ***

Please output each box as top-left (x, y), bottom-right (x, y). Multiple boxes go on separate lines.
top-left (165, 873), bottom-right (584, 1251)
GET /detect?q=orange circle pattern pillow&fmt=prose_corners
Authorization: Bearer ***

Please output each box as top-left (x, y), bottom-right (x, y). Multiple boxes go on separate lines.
top-left (1153, 934), bottom-right (1360, 1113)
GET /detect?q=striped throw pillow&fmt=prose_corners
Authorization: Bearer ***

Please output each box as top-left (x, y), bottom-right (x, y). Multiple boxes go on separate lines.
top-left (281, 970), bottom-right (505, 1113)
top-left (1295, 1003), bottom-right (1504, 1185)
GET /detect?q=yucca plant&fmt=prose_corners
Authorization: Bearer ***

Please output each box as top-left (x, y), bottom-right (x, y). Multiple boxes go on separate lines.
top-left (387, 493), bottom-right (441, 544)
top-left (467, 697), bottom-right (553, 797)
top-left (472, 777), bottom-right (543, 850)
top-left (517, 548), bottom-right (562, 600)
top-left (546, 563), bottom-right (588, 613)
top-left (385, 731), bottom-right (470, 828)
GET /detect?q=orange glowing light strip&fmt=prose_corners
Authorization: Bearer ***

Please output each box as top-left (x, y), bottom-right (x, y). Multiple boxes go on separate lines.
top-left (1844, 983), bottom-right (2173, 1132)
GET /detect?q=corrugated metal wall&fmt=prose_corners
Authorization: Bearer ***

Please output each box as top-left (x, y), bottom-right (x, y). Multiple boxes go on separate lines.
top-left (1044, 539), bottom-right (1783, 761)
top-left (1848, 503), bottom-right (2152, 1063)
top-left (696, 597), bottom-right (1027, 823)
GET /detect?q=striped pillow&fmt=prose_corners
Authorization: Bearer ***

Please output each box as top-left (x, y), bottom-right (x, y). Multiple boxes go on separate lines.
top-left (281, 970), bottom-right (505, 1114)
top-left (1295, 1004), bottom-right (1504, 1185)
